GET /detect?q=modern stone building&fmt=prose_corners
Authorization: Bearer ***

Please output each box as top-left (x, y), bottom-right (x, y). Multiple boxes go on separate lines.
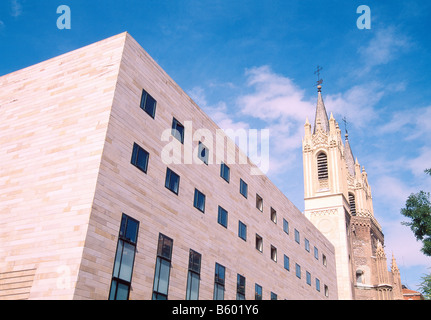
top-left (0, 33), bottom-right (338, 300)
top-left (302, 85), bottom-right (404, 300)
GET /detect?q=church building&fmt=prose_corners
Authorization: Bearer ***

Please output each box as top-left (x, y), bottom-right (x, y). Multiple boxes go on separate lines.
top-left (302, 84), bottom-right (404, 300)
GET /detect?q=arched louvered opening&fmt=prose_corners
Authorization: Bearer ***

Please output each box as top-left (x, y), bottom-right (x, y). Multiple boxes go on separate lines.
top-left (349, 193), bottom-right (357, 216)
top-left (317, 152), bottom-right (328, 180)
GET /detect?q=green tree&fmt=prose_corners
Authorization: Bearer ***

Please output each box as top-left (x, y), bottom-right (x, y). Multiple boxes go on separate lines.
top-left (401, 169), bottom-right (431, 256)
top-left (419, 271), bottom-right (431, 300)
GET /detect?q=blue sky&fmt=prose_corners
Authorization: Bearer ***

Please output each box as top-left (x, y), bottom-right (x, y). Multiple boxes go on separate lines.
top-left (1, 0), bottom-right (430, 293)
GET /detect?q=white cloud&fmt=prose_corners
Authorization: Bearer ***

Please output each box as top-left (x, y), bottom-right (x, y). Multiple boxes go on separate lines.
top-left (324, 83), bottom-right (383, 128)
top-left (10, 0), bottom-right (23, 17)
top-left (188, 86), bottom-right (249, 132)
top-left (238, 65), bottom-right (315, 122)
top-left (359, 26), bottom-right (411, 72)
top-left (382, 218), bottom-right (430, 268)
top-left (379, 105), bottom-right (431, 143)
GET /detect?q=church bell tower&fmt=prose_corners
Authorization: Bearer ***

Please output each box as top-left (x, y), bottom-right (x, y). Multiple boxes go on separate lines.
top-left (303, 82), bottom-right (402, 300)
top-left (302, 84), bottom-right (355, 299)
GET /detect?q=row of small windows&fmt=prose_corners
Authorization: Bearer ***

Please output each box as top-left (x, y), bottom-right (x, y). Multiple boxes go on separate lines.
top-left (132, 143), bottom-right (327, 266)
top-left (109, 214), bottom-right (330, 300)
top-left (135, 87), bottom-right (329, 265)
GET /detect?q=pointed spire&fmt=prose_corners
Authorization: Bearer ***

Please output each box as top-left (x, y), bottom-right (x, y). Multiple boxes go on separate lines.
top-left (391, 253), bottom-right (400, 273)
top-left (344, 133), bottom-right (355, 176)
top-left (313, 85), bottom-right (330, 134)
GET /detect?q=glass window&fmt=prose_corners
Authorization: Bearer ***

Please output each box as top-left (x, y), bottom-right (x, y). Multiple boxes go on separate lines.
top-left (198, 141), bottom-right (209, 165)
top-left (296, 263), bottom-right (301, 279)
top-left (256, 194), bottom-right (263, 212)
top-left (306, 271), bottom-right (311, 285)
top-left (131, 143), bottom-right (149, 174)
top-left (239, 179), bottom-right (248, 198)
top-left (119, 214), bottom-right (139, 244)
top-left (186, 250), bottom-right (201, 300)
top-left (140, 89), bottom-right (157, 118)
top-left (194, 189), bottom-right (206, 213)
top-left (255, 234), bottom-right (263, 252)
top-left (314, 247), bottom-right (319, 260)
top-left (305, 238), bottom-right (310, 252)
top-left (316, 278), bottom-right (321, 292)
top-left (172, 118), bottom-right (185, 144)
top-left (153, 233), bottom-right (173, 300)
top-left (238, 221), bottom-right (247, 241)
top-left (109, 214), bottom-right (139, 300)
top-left (283, 219), bottom-right (289, 234)
top-left (214, 263), bottom-right (225, 300)
top-left (271, 292), bottom-right (278, 300)
top-left (295, 229), bottom-right (300, 244)
top-left (165, 168), bottom-right (180, 195)
top-left (270, 207), bottom-right (277, 223)
top-left (109, 280), bottom-right (130, 301)
top-left (284, 255), bottom-right (290, 271)
top-left (217, 206), bottom-right (228, 228)
top-left (271, 245), bottom-right (277, 262)
top-left (255, 284), bottom-right (262, 300)
top-left (220, 162), bottom-right (230, 182)
top-left (236, 274), bottom-right (246, 300)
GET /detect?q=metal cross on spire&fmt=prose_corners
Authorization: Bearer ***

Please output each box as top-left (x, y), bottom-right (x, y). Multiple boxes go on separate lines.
top-left (314, 65), bottom-right (323, 90)
top-left (342, 116), bottom-right (349, 135)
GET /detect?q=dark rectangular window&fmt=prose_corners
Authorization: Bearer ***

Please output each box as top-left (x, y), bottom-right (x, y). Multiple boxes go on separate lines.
top-left (109, 214), bottom-right (139, 300)
top-left (255, 283), bottom-right (262, 300)
top-left (236, 274), bottom-right (246, 300)
top-left (172, 118), bottom-right (185, 144)
top-left (314, 247), bottom-right (319, 260)
top-left (283, 219), bottom-right (289, 234)
top-left (217, 206), bottom-right (228, 228)
top-left (186, 249), bottom-right (201, 300)
top-left (284, 255), bottom-right (290, 271)
top-left (296, 263), bottom-right (301, 279)
top-left (316, 278), bottom-right (321, 292)
top-left (152, 233), bottom-right (173, 300)
top-left (255, 234), bottom-right (263, 252)
top-left (214, 263), bottom-right (225, 300)
top-left (198, 141), bottom-right (209, 165)
top-left (239, 179), bottom-right (248, 198)
top-left (271, 292), bottom-right (278, 300)
top-left (295, 229), bottom-right (300, 244)
top-left (305, 238), bottom-right (310, 252)
top-left (140, 88), bottom-right (157, 118)
top-left (238, 221), bottom-right (247, 241)
top-left (306, 271), bottom-right (312, 286)
top-left (270, 207), bottom-right (277, 223)
top-left (270, 245), bottom-right (277, 262)
top-left (256, 194), bottom-right (263, 212)
top-left (131, 143), bottom-right (149, 174)
top-left (165, 168), bottom-right (180, 195)
top-left (193, 189), bottom-right (206, 213)
top-left (220, 162), bottom-right (230, 183)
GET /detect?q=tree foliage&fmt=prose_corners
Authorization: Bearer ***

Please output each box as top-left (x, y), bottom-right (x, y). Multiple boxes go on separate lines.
top-left (401, 169), bottom-right (431, 257)
top-left (419, 271), bottom-right (431, 300)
